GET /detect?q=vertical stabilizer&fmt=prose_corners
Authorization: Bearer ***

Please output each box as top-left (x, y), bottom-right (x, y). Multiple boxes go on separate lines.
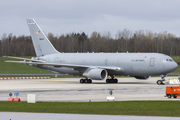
top-left (26, 19), bottom-right (58, 57)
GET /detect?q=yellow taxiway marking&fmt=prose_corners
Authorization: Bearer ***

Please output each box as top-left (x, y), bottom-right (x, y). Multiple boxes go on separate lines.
top-left (0, 81), bottom-right (15, 82)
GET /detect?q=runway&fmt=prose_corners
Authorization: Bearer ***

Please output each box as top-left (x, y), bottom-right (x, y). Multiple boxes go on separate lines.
top-left (0, 76), bottom-right (179, 101)
top-left (1, 112), bottom-right (180, 120)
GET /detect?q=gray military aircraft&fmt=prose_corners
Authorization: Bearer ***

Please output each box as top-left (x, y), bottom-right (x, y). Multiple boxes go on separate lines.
top-left (5, 19), bottom-right (178, 84)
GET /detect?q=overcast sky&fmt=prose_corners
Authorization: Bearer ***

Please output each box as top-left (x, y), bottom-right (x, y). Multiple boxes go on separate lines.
top-left (1, 0), bottom-right (180, 38)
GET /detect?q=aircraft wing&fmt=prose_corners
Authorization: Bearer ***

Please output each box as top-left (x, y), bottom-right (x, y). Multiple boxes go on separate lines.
top-left (3, 56), bottom-right (46, 63)
top-left (5, 60), bottom-right (121, 71)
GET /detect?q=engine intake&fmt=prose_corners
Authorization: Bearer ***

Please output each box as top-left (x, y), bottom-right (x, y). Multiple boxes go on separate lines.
top-left (83, 68), bottom-right (108, 80)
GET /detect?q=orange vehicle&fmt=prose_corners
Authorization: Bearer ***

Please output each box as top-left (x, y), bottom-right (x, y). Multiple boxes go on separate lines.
top-left (166, 86), bottom-right (180, 98)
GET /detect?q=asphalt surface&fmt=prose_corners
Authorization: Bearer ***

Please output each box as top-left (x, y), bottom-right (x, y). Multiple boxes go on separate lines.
top-left (0, 77), bottom-right (180, 120)
top-left (0, 77), bottom-right (179, 101)
top-left (1, 112), bottom-right (180, 120)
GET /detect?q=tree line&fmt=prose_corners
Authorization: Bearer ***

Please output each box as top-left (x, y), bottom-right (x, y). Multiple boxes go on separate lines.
top-left (0, 29), bottom-right (180, 56)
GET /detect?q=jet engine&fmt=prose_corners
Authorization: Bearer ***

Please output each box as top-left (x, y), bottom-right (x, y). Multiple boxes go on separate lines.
top-left (83, 68), bottom-right (108, 80)
top-left (134, 76), bottom-right (150, 80)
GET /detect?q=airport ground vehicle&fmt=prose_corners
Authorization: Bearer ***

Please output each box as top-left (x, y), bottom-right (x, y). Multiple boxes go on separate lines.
top-left (165, 86), bottom-right (180, 98)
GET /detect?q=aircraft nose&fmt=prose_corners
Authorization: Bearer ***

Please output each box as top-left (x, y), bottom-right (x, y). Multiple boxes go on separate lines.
top-left (171, 62), bottom-right (178, 71)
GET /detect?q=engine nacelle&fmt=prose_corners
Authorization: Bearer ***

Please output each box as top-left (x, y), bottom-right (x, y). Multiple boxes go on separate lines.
top-left (83, 68), bottom-right (108, 80)
top-left (134, 76), bottom-right (150, 80)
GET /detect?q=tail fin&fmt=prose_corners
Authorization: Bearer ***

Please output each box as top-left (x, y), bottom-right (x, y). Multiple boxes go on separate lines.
top-left (26, 18), bottom-right (58, 57)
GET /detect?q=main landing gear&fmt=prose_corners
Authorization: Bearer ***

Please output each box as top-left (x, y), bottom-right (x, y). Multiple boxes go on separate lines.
top-left (80, 78), bottom-right (92, 83)
top-left (106, 75), bottom-right (118, 83)
top-left (156, 75), bottom-right (166, 85)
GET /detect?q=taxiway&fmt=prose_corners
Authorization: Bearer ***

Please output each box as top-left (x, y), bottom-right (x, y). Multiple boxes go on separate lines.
top-left (1, 112), bottom-right (180, 120)
top-left (0, 77), bottom-right (179, 101)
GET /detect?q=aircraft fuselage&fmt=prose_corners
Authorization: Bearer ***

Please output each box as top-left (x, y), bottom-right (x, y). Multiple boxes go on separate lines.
top-left (37, 52), bottom-right (177, 77)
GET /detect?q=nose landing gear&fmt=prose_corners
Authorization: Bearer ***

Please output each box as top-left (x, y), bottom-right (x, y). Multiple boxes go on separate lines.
top-left (157, 75), bottom-right (166, 85)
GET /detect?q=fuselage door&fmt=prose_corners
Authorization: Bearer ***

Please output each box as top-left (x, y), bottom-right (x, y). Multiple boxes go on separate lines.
top-left (150, 58), bottom-right (155, 66)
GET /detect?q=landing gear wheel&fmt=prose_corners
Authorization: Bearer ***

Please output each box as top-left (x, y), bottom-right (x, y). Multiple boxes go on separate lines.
top-left (88, 79), bottom-right (92, 83)
top-left (174, 95), bottom-right (177, 98)
top-left (161, 80), bottom-right (165, 85)
top-left (80, 79), bottom-right (92, 84)
top-left (114, 79), bottom-right (118, 83)
top-left (106, 78), bottom-right (118, 83)
top-left (106, 79), bottom-right (110, 83)
top-left (110, 79), bottom-right (114, 83)
top-left (157, 74), bottom-right (166, 85)
top-left (84, 79), bottom-right (88, 83)
top-left (157, 80), bottom-right (162, 85)
top-left (80, 79), bottom-right (84, 83)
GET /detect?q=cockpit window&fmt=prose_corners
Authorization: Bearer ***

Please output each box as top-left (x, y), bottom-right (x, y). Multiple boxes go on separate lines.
top-left (169, 59), bottom-right (173, 62)
top-left (163, 59), bottom-right (173, 62)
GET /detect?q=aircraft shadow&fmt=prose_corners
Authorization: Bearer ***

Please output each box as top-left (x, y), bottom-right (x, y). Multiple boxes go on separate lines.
top-left (92, 82), bottom-right (155, 84)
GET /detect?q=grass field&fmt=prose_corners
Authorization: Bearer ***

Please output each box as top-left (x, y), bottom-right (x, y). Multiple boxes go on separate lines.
top-left (0, 57), bottom-right (81, 78)
top-left (170, 56), bottom-right (180, 73)
top-left (0, 101), bottom-right (180, 117)
top-left (171, 56), bottom-right (180, 63)
top-left (0, 56), bottom-right (180, 76)
top-left (0, 57), bottom-right (53, 74)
